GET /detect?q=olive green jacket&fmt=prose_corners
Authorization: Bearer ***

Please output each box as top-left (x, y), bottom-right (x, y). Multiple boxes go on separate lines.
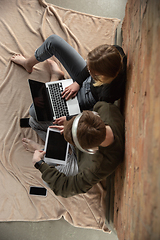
top-left (39, 101), bottom-right (125, 198)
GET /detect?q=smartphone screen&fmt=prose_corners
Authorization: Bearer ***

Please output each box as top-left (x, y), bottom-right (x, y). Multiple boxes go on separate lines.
top-left (29, 186), bottom-right (47, 196)
top-left (20, 118), bottom-right (30, 128)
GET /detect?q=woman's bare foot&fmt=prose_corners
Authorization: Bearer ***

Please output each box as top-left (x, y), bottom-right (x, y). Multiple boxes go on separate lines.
top-left (47, 59), bottom-right (64, 81)
top-left (11, 54), bottom-right (33, 73)
top-left (22, 138), bottom-right (44, 153)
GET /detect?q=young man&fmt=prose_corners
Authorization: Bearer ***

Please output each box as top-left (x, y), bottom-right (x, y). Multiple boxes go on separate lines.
top-left (24, 101), bottom-right (124, 198)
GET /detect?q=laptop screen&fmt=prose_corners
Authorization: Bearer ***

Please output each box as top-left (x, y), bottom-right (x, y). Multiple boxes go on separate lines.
top-left (28, 79), bottom-right (53, 121)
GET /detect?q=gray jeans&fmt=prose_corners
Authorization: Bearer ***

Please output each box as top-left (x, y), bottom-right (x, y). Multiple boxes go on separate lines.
top-left (35, 34), bottom-right (96, 111)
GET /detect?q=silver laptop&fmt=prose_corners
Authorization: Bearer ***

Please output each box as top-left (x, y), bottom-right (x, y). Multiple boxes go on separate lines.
top-left (28, 79), bottom-right (81, 121)
top-left (44, 127), bottom-right (69, 165)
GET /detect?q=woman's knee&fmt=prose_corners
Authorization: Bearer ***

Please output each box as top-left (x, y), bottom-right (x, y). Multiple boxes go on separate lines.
top-left (47, 34), bottom-right (63, 49)
top-left (29, 117), bottom-right (38, 130)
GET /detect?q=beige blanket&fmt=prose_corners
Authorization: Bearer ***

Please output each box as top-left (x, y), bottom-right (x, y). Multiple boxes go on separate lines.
top-left (0, 0), bottom-right (120, 232)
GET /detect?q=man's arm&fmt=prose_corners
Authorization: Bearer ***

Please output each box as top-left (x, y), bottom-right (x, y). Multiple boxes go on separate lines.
top-left (32, 149), bottom-right (100, 198)
top-left (38, 163), bottom-right (98, 198)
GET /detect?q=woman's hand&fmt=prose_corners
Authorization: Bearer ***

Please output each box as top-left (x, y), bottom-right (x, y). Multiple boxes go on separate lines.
top-left (49, 125), bottom-right (64, 134)
top-left (32, 150), bottom-right (46, 165)
top-left (61, 81), bottom-right (80, 100)
top-left (53, 116), bottom-right (66, 126)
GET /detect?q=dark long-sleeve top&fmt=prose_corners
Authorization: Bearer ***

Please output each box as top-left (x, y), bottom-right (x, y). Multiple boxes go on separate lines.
top-left (38, 101), bottom-right (125, 198)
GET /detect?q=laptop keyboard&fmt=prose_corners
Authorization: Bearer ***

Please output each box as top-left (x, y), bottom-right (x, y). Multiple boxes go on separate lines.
top-left (48, 82), bottom-right (69, 118)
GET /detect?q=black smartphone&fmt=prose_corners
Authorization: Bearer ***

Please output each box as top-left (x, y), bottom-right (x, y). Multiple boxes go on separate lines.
top-left (20, 118), bottom-right (31, 128)
top-left (29, 186), bottom-right (47, 196)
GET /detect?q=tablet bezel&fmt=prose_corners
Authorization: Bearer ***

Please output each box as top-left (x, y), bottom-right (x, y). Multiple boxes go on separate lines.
top-left (44, 127), bottom-right (69, 165)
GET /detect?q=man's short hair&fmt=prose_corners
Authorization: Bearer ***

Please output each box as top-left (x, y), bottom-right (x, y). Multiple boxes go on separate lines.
top-left (64, 111), bottom-right (106, 149)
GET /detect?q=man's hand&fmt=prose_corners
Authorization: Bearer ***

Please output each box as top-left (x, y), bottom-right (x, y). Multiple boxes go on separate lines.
top-left (49, 125), bottom-right (64, 134)
top-left (61, 81), bottom-right (80, 100)
top-left (32, 150), bottom-right (46, 165)
top-left (53, 116), bottom-right (66, 126)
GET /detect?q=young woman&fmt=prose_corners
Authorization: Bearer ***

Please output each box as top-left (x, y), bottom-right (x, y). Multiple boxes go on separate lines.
top-left (11, 34), bottom-right (127, 115)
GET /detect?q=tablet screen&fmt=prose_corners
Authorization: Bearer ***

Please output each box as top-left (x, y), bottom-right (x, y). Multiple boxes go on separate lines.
top-left (45, 129), bottom-right (67, 161)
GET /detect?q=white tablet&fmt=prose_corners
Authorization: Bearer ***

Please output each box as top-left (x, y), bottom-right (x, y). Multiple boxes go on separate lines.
top-left (44, 127), bottom-right (69, 165)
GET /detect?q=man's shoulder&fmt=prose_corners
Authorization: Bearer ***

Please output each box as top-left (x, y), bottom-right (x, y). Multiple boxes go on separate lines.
top-left (93, 101), bottom-right (124, 131)
top-left (93, 101), bottom-right (120, 114)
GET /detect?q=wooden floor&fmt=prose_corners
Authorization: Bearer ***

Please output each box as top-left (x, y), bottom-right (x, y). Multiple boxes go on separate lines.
top-left (114, 0), bottom-right (160, 239)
